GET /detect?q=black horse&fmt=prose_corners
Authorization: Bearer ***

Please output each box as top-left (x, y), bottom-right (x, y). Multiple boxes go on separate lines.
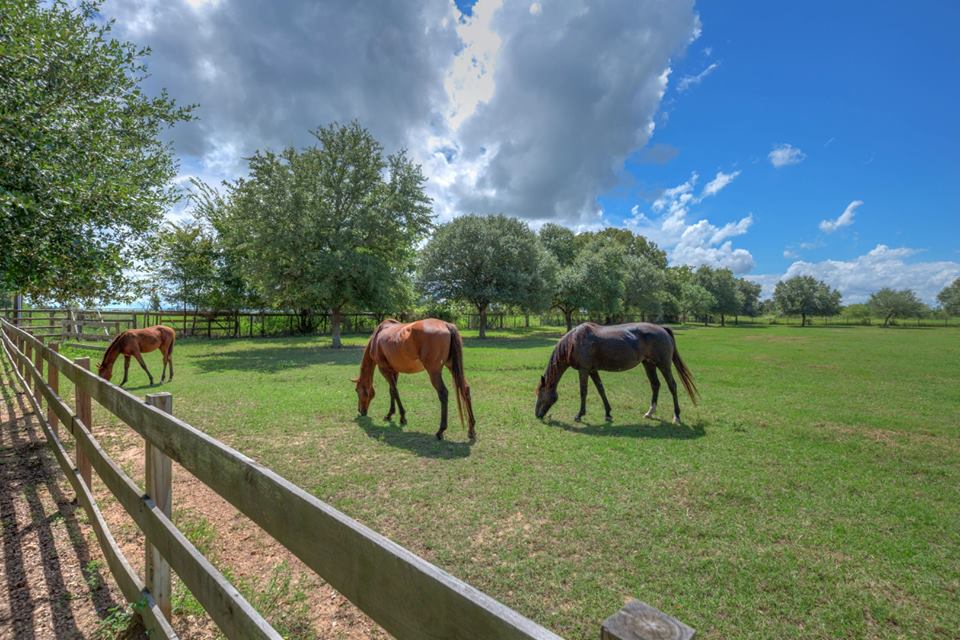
top-left (535, 322), bottom-right (699, 424)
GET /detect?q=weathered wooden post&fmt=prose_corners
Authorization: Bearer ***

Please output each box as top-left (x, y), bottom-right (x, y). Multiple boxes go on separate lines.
top-left (144, 392), bottom-right (173, 619)
top-left (73, 357), bottom-right (92, 489)
top-left (601, 600), bottom-right (695, 640)
top-left (23, 340), bottom-right (32, 387)
top-left (33, 341), bottom-right (43, 408)
top-left (48, 343), bottom-right (60, 437)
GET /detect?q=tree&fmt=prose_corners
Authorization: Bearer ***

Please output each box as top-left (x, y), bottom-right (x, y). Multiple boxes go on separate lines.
top-left (937, 278), bottom-right (960, 316)
top-left (418, 214), bottom-right (547, 338)
top-left (736, 279), bottom-right (762, 319)
top-left (539, 223), bottom-right (577, 266)
top-left (868, 288), bottom-right (924, 327)
top-left (680, 282), bottom-right (715, 325)
top-left (1, 0), bottom-right (193, 302)
top-left (219, 122), bottom-right (432, 347)
top-left (696, 266), bottom-right (742, 326)
top-left (773, 276), bottom-right (842, 326)
top-left (623, 254), bottom-right (664, 320)
top-left (154, 222), bottom-right (217, 313)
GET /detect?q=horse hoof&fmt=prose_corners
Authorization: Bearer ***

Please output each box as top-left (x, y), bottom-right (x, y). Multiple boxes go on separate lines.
top-left (400, 417), bottom-right (407, 426)
top-left (673, 415), bottom-right (682, 425)
top-left (644, 411), bottom-right (655, 419)
top-left (574, 415), bottom-right (583, 423)
top-left (383, 415), bottom-right (392, 422)
top-left (605, 415), bottom-right (613, 422)
top-left (435, 431), bottom-right (444, 441)
top-left (468, 432), bottom-right (477, 441)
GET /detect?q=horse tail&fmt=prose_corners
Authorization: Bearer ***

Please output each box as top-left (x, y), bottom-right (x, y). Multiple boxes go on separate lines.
top-left (663, 326), bottom-right (699, 405)
top-left (446, 323), bottom-right (469, 430)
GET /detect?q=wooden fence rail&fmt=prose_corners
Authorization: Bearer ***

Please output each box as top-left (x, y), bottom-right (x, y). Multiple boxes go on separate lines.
top-left (1, 317), bottom-right (691, 639)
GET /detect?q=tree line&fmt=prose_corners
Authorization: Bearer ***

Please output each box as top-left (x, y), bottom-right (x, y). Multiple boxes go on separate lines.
top-left (4, 2), bottom-right (960, 343)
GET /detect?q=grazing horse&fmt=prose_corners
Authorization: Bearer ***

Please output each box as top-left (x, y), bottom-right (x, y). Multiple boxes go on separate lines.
top-left (355, 319), bottom-right (476, 441)
top-left (535, 322), bottom-right (699, 424)
top-left (97, 325), bottom-right (176, 387)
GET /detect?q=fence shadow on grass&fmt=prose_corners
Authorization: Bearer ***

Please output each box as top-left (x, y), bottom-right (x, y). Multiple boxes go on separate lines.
top-left (0, 358), bottom-right (121, 638)
top-left (354, 416), bottom-right (473, 459)
top-left (543, 415), bottom-right (706, 440)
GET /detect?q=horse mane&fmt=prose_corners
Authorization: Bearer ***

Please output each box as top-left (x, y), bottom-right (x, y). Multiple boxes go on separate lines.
top-left (99, 331), bottom-right (126, 368)
top-left (544, 327), bottom-right (577, 387)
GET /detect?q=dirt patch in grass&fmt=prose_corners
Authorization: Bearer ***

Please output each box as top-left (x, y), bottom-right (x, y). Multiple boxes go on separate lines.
top-left (92, 422), bottom-right (389, 639)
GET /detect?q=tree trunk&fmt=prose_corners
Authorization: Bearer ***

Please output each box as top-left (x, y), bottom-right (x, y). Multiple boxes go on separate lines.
top-left (721, 313), bottom-right (726, 327)
top-left (801, 312), bottom-right (807, 326)
top-left (525, 314), bottom-right (530, 328)
top-left (884, 313), bottom-right (892, 327)
top-left (564, 309), bottom-right (573, 331)
top-left (331, 308), bottom-right (343, 348)
top-left (478, 304), bottom-right (488, 339)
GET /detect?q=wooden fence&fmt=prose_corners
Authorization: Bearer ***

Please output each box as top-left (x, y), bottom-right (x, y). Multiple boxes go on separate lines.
top-left (0, 318), bottom-right (691, 639)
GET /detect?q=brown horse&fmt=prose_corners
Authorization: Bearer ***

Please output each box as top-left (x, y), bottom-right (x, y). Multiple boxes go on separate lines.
top-left (355, 319), bottom-right (476, 441)
top-left (535, 322), bottom-right (698, 424)
top-left (97, 325), bottom-right (176, 387)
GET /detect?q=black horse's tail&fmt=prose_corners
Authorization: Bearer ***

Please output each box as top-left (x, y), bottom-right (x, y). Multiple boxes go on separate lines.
top-left (663, 326), bottom-right (699, 405)
top-left (446, 323), bottom-right (472, 430)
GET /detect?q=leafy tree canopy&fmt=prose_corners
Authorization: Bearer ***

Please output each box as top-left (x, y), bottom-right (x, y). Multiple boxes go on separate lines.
top-left (868, 287), bottom-right (925, 326)
top-left (1, 0), bottom-right (193, 302)
top-left (418, 214), bottom-right (548, 337)
top-left (217, 121), bottom-right (432, 346)
top-left (937, 278), bottom-right (960, 316)
top-left (773, 275), bottom-right (842, 325)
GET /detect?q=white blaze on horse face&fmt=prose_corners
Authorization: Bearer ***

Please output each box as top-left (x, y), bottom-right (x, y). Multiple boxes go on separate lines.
top-left (644, 403), bottom-right (657, 419)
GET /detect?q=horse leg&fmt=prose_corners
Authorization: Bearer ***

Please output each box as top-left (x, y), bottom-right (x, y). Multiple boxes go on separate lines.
top-left (429, 369), bottom-right (448, 440)
top-left (160, 348), bottom-right (168, 383)
top-left (379, 367), bottom-right (396, 421)
top-left (590, 371), bottom-right (613, 421)
top-left (574, 369), bottom-right (589, 422)
top-left (642, 361), bottom-right (661, 419)
top-left (133, 350), bottom-right (155, 386)
top-left (120, 355), bottom-right (131, 387)
top-left (657, 362), bottom-right (681, 424)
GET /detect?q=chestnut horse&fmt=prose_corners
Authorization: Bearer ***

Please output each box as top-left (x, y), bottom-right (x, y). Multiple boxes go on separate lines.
top-left (97, 325), bottom-right (176, 387)
top-left (535, 322), bottom-right (698, 424)
top-left (355, 319), bottom-right (476, 441)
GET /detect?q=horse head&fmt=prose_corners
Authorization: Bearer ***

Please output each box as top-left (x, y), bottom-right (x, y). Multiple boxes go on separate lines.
top-left (354, 377), bottom-right (375, 416)
top-left (534, 375), bottom-right (558, 419)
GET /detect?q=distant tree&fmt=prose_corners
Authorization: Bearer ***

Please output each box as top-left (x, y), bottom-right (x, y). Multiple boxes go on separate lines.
top-left (868, 288), bottom-right (925, 327)
top-left (539, 224), bottom-right (578, 266)
top-left (576, 240), bottom-right (626, 321)
top-left (155, 222), bottom-right (217, 313)
top-left (680, 282), bottom-right (716, 325)
top-left (220, 122), bottom-right (432, 347)
top-left (696, 266), bottom-right (742, 326)
top-left (1, 0), bottom-right (193, 302)
top-left (773, 275), bottom-right (842, 326)
top-left (576, 228), bottom-right (668, 269)
top-left (623, 254), bottom-right (664, 320)
top-left (148, 289), bottom-right (162, 312)
top-left (842, 303), bottom-right (872, 324)
top-left (937, 278), bottom-right (960, 316)
top-left (418, 214), bottom-right (546, 338)
top-left (736, 279), bottom-right (763, 319)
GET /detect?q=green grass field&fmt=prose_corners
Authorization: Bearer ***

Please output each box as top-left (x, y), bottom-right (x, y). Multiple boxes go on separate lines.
top-left (65, 325), bottom-right (960, 639)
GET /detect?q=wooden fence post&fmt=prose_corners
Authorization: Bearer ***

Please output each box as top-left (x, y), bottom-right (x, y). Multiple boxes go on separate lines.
top-left (33, 341), bottom-right (43, 409)
top-left (144, 392), bottom-right (173, 620)
top-left (73, 357), bottom-right (92, 489)
top-left (48, 343), bottom-right (60, 438)
top-left (23, 340), bottom-right (32, 386)
top-left (601, 600), bottom-right (694, 640)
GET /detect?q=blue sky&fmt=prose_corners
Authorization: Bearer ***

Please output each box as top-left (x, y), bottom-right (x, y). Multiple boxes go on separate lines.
top-left (109, 0), bottom-right (959, 303)
top-left (598, 1), bottom-right (960, 299)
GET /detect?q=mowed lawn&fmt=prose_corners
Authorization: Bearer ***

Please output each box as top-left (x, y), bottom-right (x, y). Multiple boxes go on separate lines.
top-left (66, 325), bottom-right (960, 639)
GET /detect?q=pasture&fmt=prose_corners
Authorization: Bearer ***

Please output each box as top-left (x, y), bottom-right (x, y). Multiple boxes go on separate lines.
top-left (62, 325), bottom-right (960, 639)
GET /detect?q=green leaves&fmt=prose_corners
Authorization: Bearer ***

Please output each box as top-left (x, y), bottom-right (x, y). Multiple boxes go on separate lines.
top-left (868, 288), bottom-right (925, 326)
top-left (936, 278), bottom-right (960, 316)
top-left (773, 275), bottom-right (842, 324)
top-left (1, 0), bottom-right (193, 301)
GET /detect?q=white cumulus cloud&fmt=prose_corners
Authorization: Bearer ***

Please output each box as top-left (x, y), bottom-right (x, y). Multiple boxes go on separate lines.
top-left (752, 245), bottom-right (960, 303)
top-left (768, 143), bottom-right (806, 168)
top-left (628, 171), bottom-right (754, 274)
top-left (819, 199), bottom-right (862, 233)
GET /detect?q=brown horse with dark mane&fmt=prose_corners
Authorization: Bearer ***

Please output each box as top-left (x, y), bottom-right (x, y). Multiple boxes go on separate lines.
top-left (355, 319), bottom-right (476, 441)
top-left (535, 322), bottom-right (699, 424)
top-left (97, 325), bottom-right (176, 387)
